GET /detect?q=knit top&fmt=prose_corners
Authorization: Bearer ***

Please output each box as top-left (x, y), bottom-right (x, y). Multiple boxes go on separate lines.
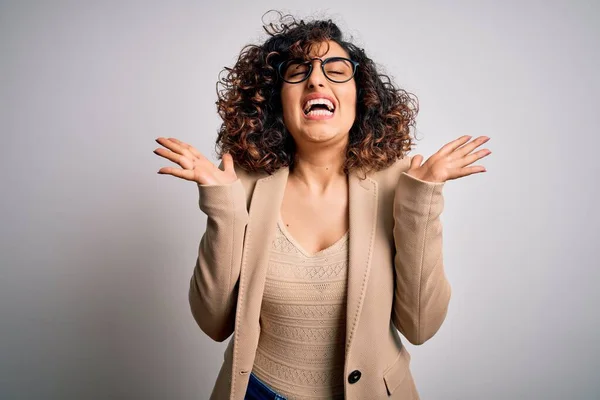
top-left (251, 215), bottom-right (349, 399)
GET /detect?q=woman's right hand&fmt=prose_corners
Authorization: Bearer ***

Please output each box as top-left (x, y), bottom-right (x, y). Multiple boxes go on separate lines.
top-left (154, 137), bottom-right (237, 186)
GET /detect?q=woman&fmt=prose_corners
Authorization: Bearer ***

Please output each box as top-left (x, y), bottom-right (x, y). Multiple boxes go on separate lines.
top-left (154, 13), bottom-right (490, 400)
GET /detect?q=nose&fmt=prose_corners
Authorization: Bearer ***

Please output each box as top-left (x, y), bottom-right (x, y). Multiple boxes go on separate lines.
top-left (306, 60), bottom-right (326, 88)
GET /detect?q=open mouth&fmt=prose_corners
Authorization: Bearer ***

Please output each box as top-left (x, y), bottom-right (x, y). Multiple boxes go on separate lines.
top-left (303, 98), bottom-right (335, 116)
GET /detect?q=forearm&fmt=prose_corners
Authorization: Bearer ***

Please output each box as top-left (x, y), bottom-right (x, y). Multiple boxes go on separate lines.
top-left (392, 171), bottom-right (451, 345)
top-left (189, 178), bottom-right (248, 342)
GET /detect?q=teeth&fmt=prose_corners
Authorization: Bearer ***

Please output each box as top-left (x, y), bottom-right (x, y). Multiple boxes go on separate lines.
top-left (306, 109), bottom-right (333, 116)
top-left (303, 98), bottom-right (335, 113)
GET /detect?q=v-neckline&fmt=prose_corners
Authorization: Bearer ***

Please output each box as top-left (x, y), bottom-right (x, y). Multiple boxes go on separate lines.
top-left (277, 213), bottom-right (349, 258)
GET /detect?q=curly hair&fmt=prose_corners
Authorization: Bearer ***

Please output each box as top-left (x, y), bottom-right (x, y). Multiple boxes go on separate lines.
top-left (215, 11), bottom-right (419, 176)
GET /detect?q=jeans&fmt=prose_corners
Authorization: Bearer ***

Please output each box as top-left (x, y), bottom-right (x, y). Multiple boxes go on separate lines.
top-left (244, 372), bottom-right (287, 400)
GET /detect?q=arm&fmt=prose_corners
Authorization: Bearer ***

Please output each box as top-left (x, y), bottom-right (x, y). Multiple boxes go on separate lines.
top-left (392, 169), bottom-right (451, 345)
top-left (188, 177), bottom-right (248, 342)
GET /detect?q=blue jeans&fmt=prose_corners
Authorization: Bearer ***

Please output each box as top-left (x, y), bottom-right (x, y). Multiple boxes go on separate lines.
top-left (244, 372), bottom-right (287, 400)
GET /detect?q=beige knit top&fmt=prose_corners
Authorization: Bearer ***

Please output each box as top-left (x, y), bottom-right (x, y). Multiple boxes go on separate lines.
top-left (251, 215), bottom-right (349, 400)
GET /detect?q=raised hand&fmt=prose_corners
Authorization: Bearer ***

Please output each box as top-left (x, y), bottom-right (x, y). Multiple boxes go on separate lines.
top-left (407, 135), bottom-right (491, 183)
top-left (154, 137), bottom-right (237, 186)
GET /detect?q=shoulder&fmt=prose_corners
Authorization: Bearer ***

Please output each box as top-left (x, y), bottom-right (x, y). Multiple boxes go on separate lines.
top-left (367, 156), bottom-right (412, 187)
top-left (216, 158), bottom-right (268, 185)
top-left (233, 162), bottom-right (271, 184)
top-left (231, 162), bottom-right (270, 208)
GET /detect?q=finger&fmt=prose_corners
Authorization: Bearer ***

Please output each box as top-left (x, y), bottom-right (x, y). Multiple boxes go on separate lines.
top-left (437, 135), bottom-right (472, 156)
top-left (167, 137), bottom-right (188, 147)
top-left (458, 148), bottom-right (491, 168)
top-left (156, 137), bottom-right (190, 157)
top-left (153, 147), bottom-right (192, 168)
top-left (452, 165), bottom-right (487, 179)
top-left (453, 136), bottom-right (490, 159)
top-left (167, 137), bottom-right (205, 160)
top-left (156, 137), bottom-right (182, 154)
top-left (157, 166), bottom-right (196, 181)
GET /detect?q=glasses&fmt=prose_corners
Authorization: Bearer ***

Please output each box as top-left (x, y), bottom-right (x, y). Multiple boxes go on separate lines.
top-left (277, 57), bottom-right (359, 84)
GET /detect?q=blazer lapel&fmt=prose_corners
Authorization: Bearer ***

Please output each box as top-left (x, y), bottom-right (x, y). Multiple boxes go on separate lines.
top-left (232, 166), bottom-right (289, 386)
top-left (241, 166), bottom-right (289, 298)
top-left (345, 171), bottom-right (379, 354)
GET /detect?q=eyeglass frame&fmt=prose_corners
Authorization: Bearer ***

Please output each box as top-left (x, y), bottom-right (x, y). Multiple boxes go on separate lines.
top-left (276, 56), bottom-right (360, 84)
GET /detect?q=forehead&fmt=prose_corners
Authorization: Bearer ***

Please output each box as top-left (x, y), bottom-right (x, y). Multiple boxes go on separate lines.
top-left (305, 40), bottom-right (349, 59)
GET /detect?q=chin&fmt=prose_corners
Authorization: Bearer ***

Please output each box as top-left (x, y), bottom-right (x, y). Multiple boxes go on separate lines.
top-left (287, 117), bottom-right (352, 144)
top-left (301, 129), bottom-right (347, 143)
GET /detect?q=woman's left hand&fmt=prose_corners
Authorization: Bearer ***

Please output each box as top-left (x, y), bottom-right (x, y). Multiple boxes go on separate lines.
top-left (407, 135), bottom-right (492, 183)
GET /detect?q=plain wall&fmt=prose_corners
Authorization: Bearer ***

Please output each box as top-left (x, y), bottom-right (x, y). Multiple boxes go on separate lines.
top-left (1, 0), bottom-right (598, 399)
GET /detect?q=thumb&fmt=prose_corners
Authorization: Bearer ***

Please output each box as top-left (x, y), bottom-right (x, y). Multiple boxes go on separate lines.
top-left (221, 152), bottom-right (234, 172)
top-left (410, 154), bottom-right (424, 169)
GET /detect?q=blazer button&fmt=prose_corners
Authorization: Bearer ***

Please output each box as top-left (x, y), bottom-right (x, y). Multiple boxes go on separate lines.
top-left (348, 370), bottom-right (361, 384)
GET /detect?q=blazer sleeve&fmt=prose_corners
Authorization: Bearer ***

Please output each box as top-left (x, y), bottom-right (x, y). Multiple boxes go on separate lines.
top-left (188, 176), bottom-right (249, 342)
top-left (391, 165), bottom-right (452, 345)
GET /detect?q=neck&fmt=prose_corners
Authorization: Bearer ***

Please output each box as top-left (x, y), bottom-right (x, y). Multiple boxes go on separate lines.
top-left (290, 141), bottom-right (347, 194)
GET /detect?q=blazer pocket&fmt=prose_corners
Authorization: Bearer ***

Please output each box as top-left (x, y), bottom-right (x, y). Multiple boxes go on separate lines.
top-left (383, 346), bottom-right (411, 396)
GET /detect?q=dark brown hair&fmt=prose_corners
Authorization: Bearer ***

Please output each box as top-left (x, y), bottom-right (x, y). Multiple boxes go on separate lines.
top-left (215, 11), bottom-right (419, 175)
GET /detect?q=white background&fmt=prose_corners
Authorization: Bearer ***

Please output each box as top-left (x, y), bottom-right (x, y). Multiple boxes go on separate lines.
top-left (1, 0), bottom-right (598, 398)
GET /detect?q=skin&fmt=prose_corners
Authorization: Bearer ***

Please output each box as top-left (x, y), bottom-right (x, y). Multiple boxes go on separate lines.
top-left (153, 41), bottom-right (492, 254)
top-left (279, 41), bottom-right (356, 192)
top-left (277, 41), bottom-right (356, 254)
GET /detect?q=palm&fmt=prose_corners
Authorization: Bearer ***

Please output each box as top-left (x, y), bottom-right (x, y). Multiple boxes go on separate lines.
top-left (154, 137), bottom-right (237, 185)
top-left (407, 135), bottom-right (491, 183)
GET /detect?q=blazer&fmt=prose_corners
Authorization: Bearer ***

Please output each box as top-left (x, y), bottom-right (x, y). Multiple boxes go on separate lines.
top-left (188, 155), bottom-right (451, 400)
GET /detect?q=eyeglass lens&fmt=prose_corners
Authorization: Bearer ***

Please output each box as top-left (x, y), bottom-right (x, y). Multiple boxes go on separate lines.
top-left (282, 58), bottom-right (354, 83)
